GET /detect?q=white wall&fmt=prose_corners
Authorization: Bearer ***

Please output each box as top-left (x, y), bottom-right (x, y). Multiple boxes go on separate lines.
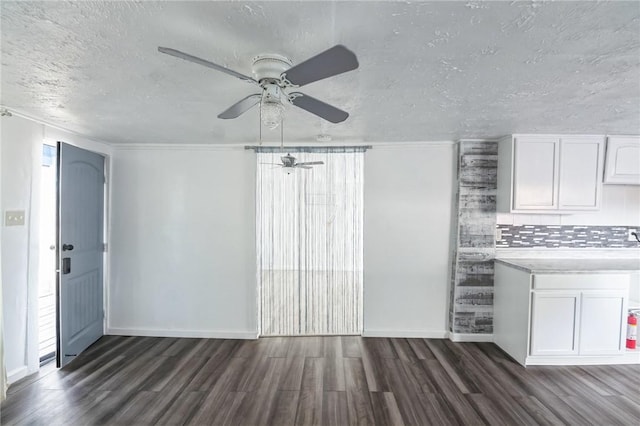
top-left (1, 115), bottom-right (41, 383)
top-left (108, 146), bottom-right (257, 338)
top-left (110, 143), bottom-right (456, 339)
top-left (564, 184), bottom-right (639, 225)
top-left (0, 121), bottom-right (3, 399)
top-left (363, 143), bottom-right (456, 337)
top-left (0, 122), bottom-right (4, 399)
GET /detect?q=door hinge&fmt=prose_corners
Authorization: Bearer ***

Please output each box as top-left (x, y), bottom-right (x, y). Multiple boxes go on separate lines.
top-left (102, 243), bottom-right (108, 252)
top-left (103, 174), bottom-right (107, 184)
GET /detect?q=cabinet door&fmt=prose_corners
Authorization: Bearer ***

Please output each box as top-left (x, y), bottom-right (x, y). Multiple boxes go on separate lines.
top-left (531, 291), bottom-right (580, 356)
top-left (604, 136), bottom-right (640, 185)
top-left (513, 137), bottom-right (559, 210)
top-left (558, 137), bottom-right (604, 210)
top-left (579, 290), bottom-right (627, 355)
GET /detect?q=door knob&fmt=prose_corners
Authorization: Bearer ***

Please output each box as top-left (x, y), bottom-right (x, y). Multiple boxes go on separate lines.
top-left (62, 244), bottom-right (74, 251)
top-left (49, 245), bottom-right (56, 250)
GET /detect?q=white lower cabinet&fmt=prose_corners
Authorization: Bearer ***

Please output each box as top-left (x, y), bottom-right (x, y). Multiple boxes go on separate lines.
top-left (578, 290), bottom-right (627, 355)
top-left (494, 263), bottom-right (635, 366)
top-left (530, 289), bottom-right (627, 357)
top-left (531, 291), bottom-right (580, 356)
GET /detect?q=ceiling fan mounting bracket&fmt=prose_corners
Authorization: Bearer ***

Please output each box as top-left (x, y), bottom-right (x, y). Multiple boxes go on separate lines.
top-left (252, 53), bottom-right (293, 83)
top-left (287, 92), bottom-right (303, 102)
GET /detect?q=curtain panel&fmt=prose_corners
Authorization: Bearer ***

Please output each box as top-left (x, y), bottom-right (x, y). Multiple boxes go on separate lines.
top-left (256, 147), bottom-right (364, 335)
top-left (0, 185), bottom-right (5, 402)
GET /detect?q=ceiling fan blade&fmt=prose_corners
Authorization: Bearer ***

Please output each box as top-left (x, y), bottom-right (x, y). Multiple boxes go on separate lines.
top-left (282, 45), bottom-right (358, 87)
top-left (296, 165), bottom-right (313, 169)
top-left (296, 161), bottom-right (324, 166)
top-left (158, 47), bottom-right (259, 85)
top-left (218, 94), bottom-right (262, 119)
top-left (289, 92), bottom-right (349, 123)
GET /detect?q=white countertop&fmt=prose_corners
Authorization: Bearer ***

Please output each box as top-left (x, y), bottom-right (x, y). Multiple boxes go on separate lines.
top-left (495, 258), bottom-right (640, 274)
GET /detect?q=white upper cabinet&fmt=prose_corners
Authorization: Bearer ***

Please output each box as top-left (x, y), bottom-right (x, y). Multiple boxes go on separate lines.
top-left (497, 135), bottom-right (605, 213)
top-left (558, 137), bottom-right (603, 210)
top-left (604, 136), bottom-right (640, 185)
top-left (513, 136), bottom-right (559, 210)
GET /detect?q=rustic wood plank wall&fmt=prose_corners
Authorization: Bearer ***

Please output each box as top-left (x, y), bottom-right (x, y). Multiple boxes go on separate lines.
top-left (449, 141), bottom-right (498, 335)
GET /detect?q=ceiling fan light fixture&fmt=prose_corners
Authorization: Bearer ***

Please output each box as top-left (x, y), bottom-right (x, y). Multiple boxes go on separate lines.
top-left (261, 101), bottom-right (284, 130)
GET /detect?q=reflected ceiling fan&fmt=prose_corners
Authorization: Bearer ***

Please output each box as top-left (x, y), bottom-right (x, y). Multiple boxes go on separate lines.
top-left (264, 153), bottom-right (324, 174)
top-left (158, 44), bottom-right (358, 129)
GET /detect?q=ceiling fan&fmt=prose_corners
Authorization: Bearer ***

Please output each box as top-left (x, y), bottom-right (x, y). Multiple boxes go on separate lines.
top-left (264, 153), bottom-right (324, 174)
top-left (158, 44), bottom-right (359, 129)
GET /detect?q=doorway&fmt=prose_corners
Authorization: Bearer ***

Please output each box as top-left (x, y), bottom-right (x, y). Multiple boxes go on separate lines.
top-left (56, 142), bottom-right (106, 367)
top-left (256, 147), bottom-right (365, 336)
top-left (37, 142), bottom-right (106, 368)
top-left (38, 144), bottom-right (57, 363)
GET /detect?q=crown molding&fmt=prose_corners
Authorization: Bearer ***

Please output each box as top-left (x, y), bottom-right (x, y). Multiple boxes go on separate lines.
top-left (112, 143), bottom-right (247, 151)
top-left (0, 106), bottom-right (118, 146)
top-left (113, 140), bottom-right (458, 151)
top-left (369, 140), bottom-right (456, 148)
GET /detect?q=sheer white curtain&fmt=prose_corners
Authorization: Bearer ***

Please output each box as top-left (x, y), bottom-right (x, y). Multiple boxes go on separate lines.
top-left (257, 147), bottom-right (364, 336)
top-left (1, 176), bottom-right (5, 402)
top-left (1, 254), bottom-right (5, 402)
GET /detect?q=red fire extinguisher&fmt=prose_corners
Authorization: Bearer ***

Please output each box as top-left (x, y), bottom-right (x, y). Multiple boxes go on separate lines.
top-left (627, 313), bottom-right (637, 350)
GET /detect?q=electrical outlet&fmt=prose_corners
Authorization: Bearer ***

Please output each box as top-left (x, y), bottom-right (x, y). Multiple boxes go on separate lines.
top-left (495, 228), bottom-right (503, 242)
top-left (5, 210), bottom-right (25, 226)
top-left (629, 229), bottom-right (639, 242)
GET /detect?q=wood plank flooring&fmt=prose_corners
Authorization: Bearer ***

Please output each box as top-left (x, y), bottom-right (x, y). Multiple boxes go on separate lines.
top-left (2, 336), bottom-right (639, 425)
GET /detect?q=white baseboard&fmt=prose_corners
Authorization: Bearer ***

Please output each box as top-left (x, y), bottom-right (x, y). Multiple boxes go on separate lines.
top-left (362, 330), bottom-right (448, 338)
top-left (106, 328), bottom-right (258, 340)
top-left (526, 352), bottom-right (640, 366)
top-left (448, 332), bottom-right (494, 343)
top-left (7, 366), bottom-right (28, 385)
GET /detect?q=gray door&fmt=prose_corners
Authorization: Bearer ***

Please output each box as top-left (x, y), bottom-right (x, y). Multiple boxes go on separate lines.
top-left (57, 142), bottom-right (105, 367)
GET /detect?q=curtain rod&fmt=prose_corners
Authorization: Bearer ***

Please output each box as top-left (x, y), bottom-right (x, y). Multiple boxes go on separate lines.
top-left (244, 145), bottom-right (373, 150)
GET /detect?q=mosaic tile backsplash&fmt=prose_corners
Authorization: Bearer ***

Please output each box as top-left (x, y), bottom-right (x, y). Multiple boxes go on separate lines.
top-left (496, 225), bottom-right (640, 249)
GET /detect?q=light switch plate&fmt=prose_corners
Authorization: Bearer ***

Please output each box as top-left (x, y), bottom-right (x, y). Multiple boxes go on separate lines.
top-left (5, 210), bottom-right (26, 226)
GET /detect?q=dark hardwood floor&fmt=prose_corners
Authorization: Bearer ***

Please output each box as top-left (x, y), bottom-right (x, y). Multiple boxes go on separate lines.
top-left (2, 336), bottom-right (639, 425)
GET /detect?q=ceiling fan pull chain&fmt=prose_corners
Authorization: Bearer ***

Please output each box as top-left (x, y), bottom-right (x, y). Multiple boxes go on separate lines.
top-left (259, 103), bottom-right (262, 145)
top-left (280, 117), bottom-right (284, 150)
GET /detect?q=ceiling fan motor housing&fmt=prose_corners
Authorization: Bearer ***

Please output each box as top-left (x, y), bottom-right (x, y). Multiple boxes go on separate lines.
top-left (252, 55), bottom-right (293, 129)
top-left (252, 54), bottom-right (293, 83)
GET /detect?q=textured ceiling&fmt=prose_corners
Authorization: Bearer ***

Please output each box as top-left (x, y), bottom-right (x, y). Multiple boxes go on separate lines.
top-left (1, 1), bottom-right (639, 145)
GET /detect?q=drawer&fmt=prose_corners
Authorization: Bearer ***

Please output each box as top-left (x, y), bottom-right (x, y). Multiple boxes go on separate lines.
top-left (533, 274), bottom-right (629, 290)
